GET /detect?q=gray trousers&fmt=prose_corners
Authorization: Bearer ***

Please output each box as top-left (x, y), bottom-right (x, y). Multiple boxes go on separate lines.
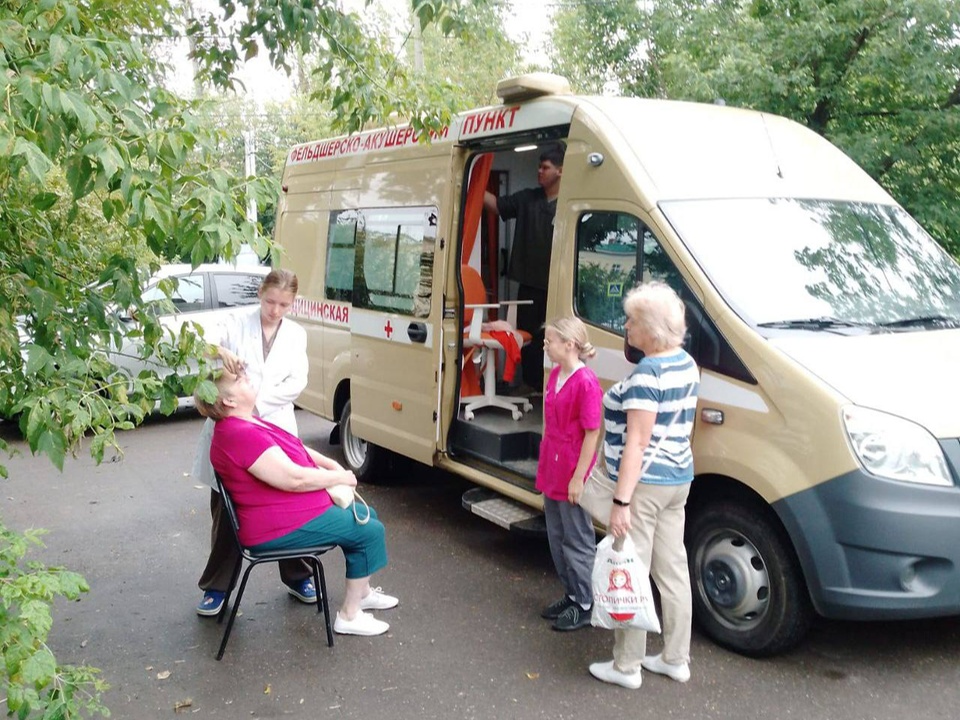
top-left (543, 496), bottom-right (597, 606)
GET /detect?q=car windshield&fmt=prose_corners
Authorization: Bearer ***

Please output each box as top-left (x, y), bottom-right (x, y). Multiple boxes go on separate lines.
top-left (660, 198), bottom-right (960, 329)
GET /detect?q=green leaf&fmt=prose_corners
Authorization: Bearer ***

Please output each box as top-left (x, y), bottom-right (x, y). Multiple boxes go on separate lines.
top-left (25, 345), bottom-right (54, 377)
top-left (30, 192), bottom-right (59, 211)
top-left (97, 143), bottom-right (123, 179)
top-left (36, 429), bottom-right (67, 471)
top-left (159, 391), bottom-right (178, 415)
top-left (65, 155), bottom-right (94, 199)
top-left (194, 378), bottom-right (218, 403)
top-left (13, 138), bottom-right (54, 183)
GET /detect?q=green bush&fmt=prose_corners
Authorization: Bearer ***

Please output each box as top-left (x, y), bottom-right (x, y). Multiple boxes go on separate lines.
top-left (0, 522), bottom-right (108, 719)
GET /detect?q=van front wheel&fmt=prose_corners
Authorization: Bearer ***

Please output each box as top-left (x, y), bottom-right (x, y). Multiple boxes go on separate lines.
top-left (339, 400), bottom-right (389, 484)
top-left (687, 501), bottom-right (812, 657)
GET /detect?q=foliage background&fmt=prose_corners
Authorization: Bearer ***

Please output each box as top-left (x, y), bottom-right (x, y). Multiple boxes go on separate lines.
top-left (551, 0), bottom-right (960, 255)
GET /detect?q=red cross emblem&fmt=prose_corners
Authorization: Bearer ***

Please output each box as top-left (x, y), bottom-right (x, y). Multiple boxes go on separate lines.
top-left (384, 320), bottom-right (393, 339)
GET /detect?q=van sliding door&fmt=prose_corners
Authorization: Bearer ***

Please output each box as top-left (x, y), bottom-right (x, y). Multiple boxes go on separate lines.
top-left (348, 206), bottom-right (442, 466)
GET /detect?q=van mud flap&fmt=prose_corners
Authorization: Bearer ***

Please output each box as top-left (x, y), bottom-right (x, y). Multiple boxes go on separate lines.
top-left (462, 488), bottom-right (546, 537)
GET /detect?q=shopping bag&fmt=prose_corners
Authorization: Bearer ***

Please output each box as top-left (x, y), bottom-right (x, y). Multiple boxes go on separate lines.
top-left (591, 534), bottom-right (661, 633)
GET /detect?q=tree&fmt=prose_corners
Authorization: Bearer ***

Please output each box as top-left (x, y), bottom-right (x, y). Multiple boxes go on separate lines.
top-left (550, 0), bottom-right (960, 255)
top-left (1, 0), bottom-right (488, 469)
top-left (1, 0), bottom-right (490, 715)
top-left (412, 1), bottom-right (524, 108)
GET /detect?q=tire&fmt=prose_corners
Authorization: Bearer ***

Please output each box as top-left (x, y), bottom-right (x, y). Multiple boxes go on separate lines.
top-left (687, 500), bottom-right (813, 657)
top-left (339, 400), bottom-right (390, 484)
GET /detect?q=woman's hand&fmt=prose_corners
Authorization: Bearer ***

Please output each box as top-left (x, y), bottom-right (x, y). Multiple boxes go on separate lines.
top-left (608, 504), bottom-right (632, 538)
top-left (219, 347), bottom-right (245, 375)
top-left (567, 477), bottom-right (584, 505)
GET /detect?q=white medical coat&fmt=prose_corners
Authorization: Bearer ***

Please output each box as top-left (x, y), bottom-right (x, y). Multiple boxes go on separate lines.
top-left (192, 305), bottom-right (308, 488)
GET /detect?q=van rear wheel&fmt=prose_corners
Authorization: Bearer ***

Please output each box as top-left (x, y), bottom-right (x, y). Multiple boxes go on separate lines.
top-left (687, 501), bottom-right (812, 657)
top-left (339, 400), bottom-right (389, 484)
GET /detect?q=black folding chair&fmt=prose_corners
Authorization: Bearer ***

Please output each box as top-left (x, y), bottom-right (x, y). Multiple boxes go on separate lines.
top-left (214, 473), bottom-right (335, 660)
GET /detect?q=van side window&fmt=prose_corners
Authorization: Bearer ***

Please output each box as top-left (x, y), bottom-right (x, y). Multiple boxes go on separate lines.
top-left (575, 210), bottom-right (755, 382)
top-left (354, 207), bottom-right (436, 318)
top-left (326, 210), bottom-right (358, 303)
top-left (575, 211), bottom-right (640, 332)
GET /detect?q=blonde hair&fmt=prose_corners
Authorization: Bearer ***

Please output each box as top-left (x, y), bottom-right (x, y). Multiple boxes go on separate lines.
top-left (623, 281), bottom-right (687, 352)
top-left (194, 370), bottom-right (230, 421)
top-left (260, 268), bottom-right (299, 295)
top-left (546, 316), bottom-right (597, 360)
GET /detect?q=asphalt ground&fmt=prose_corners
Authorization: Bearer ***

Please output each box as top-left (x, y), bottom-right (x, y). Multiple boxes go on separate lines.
top-left (2, 411), bottom-right (960, 719)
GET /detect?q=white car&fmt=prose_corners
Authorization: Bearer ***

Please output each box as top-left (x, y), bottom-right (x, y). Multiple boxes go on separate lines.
top-left (110, 263), bottom-right (269, 402)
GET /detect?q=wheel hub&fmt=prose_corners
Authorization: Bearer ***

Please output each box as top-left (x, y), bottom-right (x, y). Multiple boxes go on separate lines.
top-left (341, 413), bottom-right (368, 471)
top-left (700, 534), bottom-right (770, 624)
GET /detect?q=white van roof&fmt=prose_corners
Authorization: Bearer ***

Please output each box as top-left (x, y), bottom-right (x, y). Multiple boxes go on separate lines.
top-left (578, 96), bottom-right (893, 205)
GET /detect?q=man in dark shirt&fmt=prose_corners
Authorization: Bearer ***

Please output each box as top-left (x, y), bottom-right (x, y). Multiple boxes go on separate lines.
top-left (483, 143), bottom-right (565, 392)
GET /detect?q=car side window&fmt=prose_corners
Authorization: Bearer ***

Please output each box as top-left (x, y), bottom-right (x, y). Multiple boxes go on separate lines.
top-left (142, 274), bottom-right (206, 314)
top-left (214, 273), bottom-right (262, 308)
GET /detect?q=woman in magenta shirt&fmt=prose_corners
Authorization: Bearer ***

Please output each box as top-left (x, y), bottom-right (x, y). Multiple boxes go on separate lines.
top-left (535, 317), bottom-right (603, 632)
top-left (197, 368), bottom-right (398, 637)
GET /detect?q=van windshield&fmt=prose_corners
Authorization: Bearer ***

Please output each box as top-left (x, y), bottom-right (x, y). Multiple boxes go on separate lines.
top-left (660, 198), bottom-right (960, 330)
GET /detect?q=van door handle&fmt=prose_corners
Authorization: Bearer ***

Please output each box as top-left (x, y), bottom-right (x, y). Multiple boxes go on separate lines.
top-left (407, 323), bottom-right (428, 343)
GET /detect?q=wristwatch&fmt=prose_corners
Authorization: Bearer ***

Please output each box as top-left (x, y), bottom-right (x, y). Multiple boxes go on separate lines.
top-left (612, 497), bottom-right (630, 507)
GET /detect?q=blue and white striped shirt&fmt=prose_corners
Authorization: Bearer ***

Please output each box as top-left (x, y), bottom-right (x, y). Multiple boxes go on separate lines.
top-left (603, 350), bottom-right (700, 485)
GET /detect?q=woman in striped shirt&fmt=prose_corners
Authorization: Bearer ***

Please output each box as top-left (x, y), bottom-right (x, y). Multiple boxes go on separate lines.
top-left (589, 281), bottom-right (701, 690)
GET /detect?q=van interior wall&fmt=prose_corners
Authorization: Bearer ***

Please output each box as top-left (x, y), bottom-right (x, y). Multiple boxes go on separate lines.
top-left (488, 148), bottom-right (539, 306)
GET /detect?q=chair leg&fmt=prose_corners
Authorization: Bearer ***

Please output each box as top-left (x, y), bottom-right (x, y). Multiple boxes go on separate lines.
top-left (217, 556), bottom-right (244, 624)
top-left (311, 560), bottom-right (334, 647)
top-left (216, 564), bottom-right (255, 661)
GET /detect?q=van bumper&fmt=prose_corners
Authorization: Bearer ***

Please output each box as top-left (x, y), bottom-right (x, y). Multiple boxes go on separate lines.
top-left (775, 459), bottom-right (960, 621)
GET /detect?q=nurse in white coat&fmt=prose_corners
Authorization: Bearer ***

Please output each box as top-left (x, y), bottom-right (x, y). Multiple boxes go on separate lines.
top-left (193, 268), bottom-right (315, 616)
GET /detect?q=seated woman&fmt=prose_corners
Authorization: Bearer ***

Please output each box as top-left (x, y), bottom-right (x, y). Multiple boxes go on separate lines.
top-left (195, 368), bottom-right (398, 637)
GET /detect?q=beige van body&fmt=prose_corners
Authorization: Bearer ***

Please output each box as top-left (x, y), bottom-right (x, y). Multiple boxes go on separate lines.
top-left (276, 75), bottom-right (960, 656)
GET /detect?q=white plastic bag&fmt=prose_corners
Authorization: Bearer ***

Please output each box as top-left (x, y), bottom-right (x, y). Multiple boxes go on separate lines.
top-left (591, 534), bottom-right (661, 633)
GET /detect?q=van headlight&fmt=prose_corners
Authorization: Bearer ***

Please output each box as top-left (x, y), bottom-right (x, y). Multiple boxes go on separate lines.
top-left (842, 406), bottom-right (953, 487)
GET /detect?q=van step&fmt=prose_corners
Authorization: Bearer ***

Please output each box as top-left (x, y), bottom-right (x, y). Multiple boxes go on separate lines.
top-left (462, 488), bottom-right (546, 536)
top-left (450, 415), bottom-right (541, 466)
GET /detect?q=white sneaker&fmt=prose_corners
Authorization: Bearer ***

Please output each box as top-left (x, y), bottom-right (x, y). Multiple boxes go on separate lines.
top-left (359, 586), bottom-right (399, 611)
top-left (588, 660), bottom-right (642, 689)
top-left (334, 610), bottom-right (390, 636)
top-left (641, 654), bottom-right (691, 683)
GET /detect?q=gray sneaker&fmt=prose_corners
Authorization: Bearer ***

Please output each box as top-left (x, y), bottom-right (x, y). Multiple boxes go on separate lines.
top-left (553, 603), bottom-right (592, 631)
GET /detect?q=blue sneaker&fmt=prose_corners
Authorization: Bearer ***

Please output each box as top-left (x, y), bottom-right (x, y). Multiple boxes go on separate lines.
top-left (196, 590), bottom-right (226, 617)
top-left (286, 578), bottom-right (317, 604)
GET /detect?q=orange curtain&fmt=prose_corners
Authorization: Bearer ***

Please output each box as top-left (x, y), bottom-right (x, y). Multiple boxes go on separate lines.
top-left (459, 154), bottom-right (493, 399)
top-left (461, 153), bottom-right (493, 262)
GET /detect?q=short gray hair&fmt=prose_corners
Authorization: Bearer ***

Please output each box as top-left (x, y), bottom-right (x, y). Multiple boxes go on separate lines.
top-left (623, 281), bottom-right (687, 352)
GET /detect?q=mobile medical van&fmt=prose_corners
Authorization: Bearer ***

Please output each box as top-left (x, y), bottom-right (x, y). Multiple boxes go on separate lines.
top-left (275, 73), bottom-right (960, 656)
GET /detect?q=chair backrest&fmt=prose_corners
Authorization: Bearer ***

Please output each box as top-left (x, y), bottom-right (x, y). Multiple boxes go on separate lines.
top-left (461, 264), bottom-right (487, 328)
top-left (214, 472), bottom-right (245, 551)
